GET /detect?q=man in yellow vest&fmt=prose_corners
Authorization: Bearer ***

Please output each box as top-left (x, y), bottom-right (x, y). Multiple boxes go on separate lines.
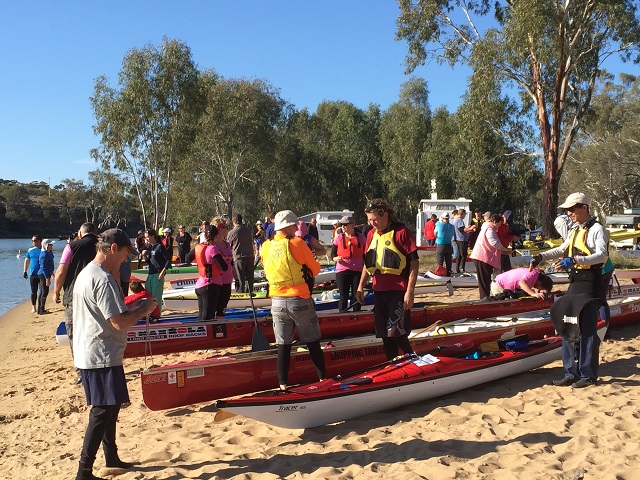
top-left (356, 199), bottom-right (420, 360)
top-left (261, 210), bottom-right (326, 391)
top-left (532, 192), bottom-right (609, 388)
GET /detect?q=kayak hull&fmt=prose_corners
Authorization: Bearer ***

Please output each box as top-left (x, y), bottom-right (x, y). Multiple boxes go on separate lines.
top-left (215, 324), bottom-right (607, 429)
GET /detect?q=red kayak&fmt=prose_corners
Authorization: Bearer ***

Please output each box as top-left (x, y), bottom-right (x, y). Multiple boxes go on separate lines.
top-left (213, 322), bottom-right (608, 429)
top-left (125, 295), bottom-right (556, 358)
top-left (140, 294), bottom-right (640, 410)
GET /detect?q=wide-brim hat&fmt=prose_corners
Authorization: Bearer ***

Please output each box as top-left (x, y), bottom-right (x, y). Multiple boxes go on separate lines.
top-left (274, 210), bottom-right (298, 230)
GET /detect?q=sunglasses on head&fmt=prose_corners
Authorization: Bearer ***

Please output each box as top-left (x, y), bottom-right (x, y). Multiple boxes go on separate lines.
top-left (365, 200), bottom-right (388, 214)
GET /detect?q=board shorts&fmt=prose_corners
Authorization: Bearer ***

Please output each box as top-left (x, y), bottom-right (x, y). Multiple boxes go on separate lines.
top-left (80, 365), bottom-right (129, 406)
top-left (373, 289), bottom-right (411, 338)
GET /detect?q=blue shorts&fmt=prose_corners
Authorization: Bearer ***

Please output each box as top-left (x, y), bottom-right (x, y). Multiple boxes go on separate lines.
top-left (80, 366), bottom-right (129, 406)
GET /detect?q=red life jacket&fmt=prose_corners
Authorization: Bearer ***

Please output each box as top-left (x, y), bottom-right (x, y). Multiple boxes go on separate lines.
top-left (336, 233), bottom-right (364, 259)
top-left (195, 243), bottom-right (221, 279)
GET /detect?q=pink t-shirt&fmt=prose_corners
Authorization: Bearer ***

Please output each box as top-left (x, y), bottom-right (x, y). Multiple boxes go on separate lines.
top-left (195, 245), bottom-right (222, 288)
top-left (60, 244), bottom-right (72, 264)
top-left (212, 241), bottom-right (234, 285)
top-left (495, 268), bottom-right (539, 291)
top-left (332, 233), bottom-right (366, 273)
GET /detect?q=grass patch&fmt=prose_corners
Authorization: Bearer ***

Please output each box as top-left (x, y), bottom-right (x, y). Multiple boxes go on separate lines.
top-left (610, 251), bottom-right (640, 270)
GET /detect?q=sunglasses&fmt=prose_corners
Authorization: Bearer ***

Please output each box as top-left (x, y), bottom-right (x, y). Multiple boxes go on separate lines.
top-left (567, 204), bottom-right (585, 212)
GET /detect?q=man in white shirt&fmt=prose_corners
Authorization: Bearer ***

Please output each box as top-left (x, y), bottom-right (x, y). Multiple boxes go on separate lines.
top-left (73, 228), bottom-right (157, 479)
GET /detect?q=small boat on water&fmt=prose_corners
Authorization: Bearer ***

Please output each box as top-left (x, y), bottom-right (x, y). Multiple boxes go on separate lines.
top-left (213, 322), bottom-right (608, 429)
top-left (141, 293), bottom-right (639, 411)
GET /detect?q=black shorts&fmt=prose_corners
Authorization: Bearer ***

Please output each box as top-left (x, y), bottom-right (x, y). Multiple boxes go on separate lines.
top-left (373, 290), bottom-right (411, 338)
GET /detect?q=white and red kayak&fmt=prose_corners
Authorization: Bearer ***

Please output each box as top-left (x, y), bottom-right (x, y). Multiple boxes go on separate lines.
top-left (215, 322), bottom-right (607, 429)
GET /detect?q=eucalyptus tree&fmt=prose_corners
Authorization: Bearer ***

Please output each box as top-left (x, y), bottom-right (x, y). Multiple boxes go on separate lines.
top-left (88, 169), bottom-right (140, 228)
top-left (90, 37), bottom-right (202, 230)
top-left (2, 184), bottom-right (31, 222)
top-left (397, 0), bottom-right (640, 235)
top-left (379, 77), bottom-right (431, 221)
top-left (53, 179), bottom-right (90, 225)
top-left (452, 70), bottom-right (542, 218)
top-left (188, 75), bottom-right (285, 220)
top-left (565, 73), bottom-right (640, 215)
top-left (297, 100), bottom-right (383, 214)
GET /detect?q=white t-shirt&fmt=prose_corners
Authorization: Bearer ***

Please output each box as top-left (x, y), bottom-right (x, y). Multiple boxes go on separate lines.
top-left (72, 262), bottom-right (128, 369)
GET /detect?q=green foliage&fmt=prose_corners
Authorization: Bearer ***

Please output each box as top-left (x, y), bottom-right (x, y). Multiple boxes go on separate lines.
top-left (90, 36), bottom-right (202, 230)
top-left (379, 78), bottom-right (431, 220)
top-left (565, 73), bottom-right (640, 215)
top-left (3, 184), bottom-right (32, 222)
top-left (185, 76), bottom-right (285, 221)
top-left (397, 0), bottom-right (640, 236)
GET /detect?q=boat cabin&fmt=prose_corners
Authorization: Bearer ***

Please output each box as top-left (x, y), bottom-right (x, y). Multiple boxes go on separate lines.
top-left (415, 197), bottom-right (473, 246)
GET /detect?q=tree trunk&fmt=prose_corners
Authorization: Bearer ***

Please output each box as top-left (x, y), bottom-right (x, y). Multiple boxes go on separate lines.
top-left (542, 152), bottom-right (559, 239)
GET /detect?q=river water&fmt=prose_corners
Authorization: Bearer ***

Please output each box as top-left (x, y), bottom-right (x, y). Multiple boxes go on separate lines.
top-left (0, 238), bottom-right (67, 318)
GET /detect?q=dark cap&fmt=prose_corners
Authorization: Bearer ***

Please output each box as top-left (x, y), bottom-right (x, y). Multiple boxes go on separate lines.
top-left (100, 228), bottom-right (137, 254)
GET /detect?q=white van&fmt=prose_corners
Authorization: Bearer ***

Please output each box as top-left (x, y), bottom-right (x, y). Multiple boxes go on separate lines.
top-left (298, 210), bottom-right (355, 245)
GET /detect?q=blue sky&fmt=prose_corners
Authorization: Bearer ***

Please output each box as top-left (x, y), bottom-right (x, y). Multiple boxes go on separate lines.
top-left (0, 2), bottom-right (634, 187)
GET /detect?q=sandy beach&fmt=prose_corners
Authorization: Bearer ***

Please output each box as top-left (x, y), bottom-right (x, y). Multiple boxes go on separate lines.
top-left (1, 287), bottom-right (639, 480)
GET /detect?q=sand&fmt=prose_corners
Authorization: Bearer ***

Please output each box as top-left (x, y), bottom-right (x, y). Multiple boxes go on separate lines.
top-left (1, 287), bottom-right (639, 480)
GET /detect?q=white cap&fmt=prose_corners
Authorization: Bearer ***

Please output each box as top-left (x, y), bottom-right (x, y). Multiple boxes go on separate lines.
top-left (558, 192), bottom-right (590, 209)
top-left (41, 239), bottom-right (55, 251)
top-left (274, 210), bottom-right (298, 230)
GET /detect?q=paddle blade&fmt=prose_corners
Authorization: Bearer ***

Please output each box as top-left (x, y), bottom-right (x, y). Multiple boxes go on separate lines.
top-left (214, 409), bottom-right (237, 423)
top-left (437, 338), bottom-right (475, 355)
top-left (251, 325), bottom-right (271, 352)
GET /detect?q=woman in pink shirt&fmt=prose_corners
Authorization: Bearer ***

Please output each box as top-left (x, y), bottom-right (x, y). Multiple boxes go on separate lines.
top-left (331, 216), bottom-right (366, 311)
top-left (470, 213), bottom-right (511, 300)
top-left (490, 267), bottom-right (553, 299)
top-left (194, 226), bottom-right (225, 320)
top-left (212, 218), bottom-right (235, 318)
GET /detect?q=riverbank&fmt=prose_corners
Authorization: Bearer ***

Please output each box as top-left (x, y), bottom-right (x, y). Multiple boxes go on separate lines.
top-left (1, 290), bottom-right (639, 479)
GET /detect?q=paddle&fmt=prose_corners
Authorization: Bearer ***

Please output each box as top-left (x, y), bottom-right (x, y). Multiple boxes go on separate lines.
top-left (411, 320), bottom-right (444, 338)
top-left (339, 300), bottom-right (361, 313)
top-left (248, 281), bottom-right (271, 352)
